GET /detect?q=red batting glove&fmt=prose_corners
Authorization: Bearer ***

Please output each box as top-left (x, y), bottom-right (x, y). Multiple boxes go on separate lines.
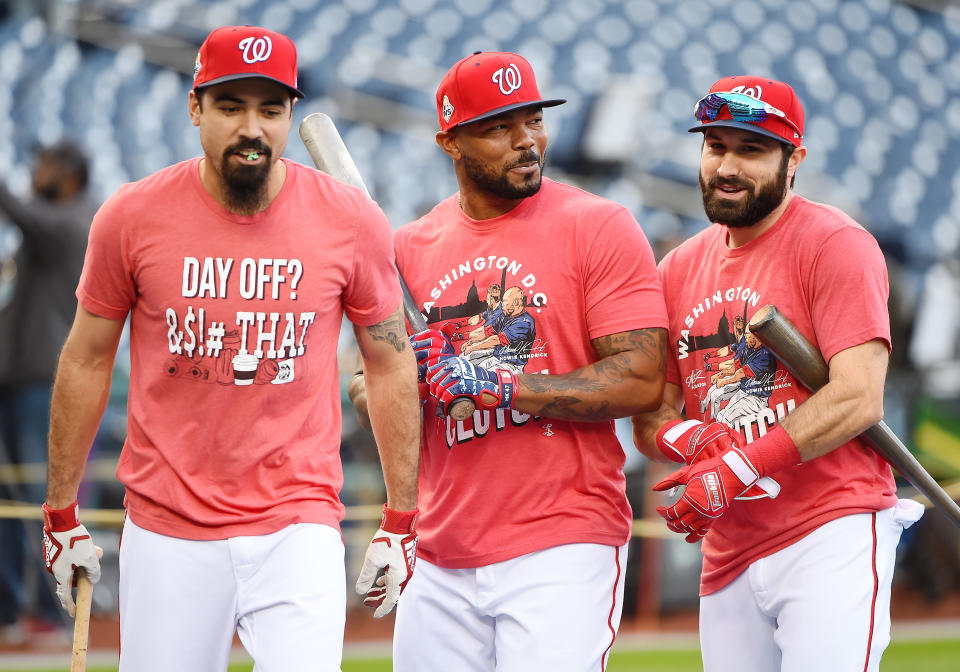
top-left (655, 419), bottom-right (733, 465)
top-left (657, 420), bottom-right (787, 500)
top-left (355, 505), bottom-right (419, 618)
top-left (653, 426), bottom-right (800, 542)
top-left (42, 501), bottom-right (102, 617)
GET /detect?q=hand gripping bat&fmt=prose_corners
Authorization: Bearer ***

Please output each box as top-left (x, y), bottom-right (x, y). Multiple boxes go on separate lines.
top-left (299, 112), bottom-right (475, 421)
top-left (749, 304), bottom-right (960, 529)
top-left (71, 570), bottom-right (93, 672)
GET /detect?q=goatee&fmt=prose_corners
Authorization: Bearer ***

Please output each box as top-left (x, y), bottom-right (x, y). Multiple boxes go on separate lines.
top-left (220, 140), bottom-right (272, 214)
top-left (463, 149), bottom-right (544, 201)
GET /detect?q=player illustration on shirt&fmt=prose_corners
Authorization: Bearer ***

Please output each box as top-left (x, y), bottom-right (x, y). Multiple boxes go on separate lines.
top-left (700, 326), bottom-right (777, 427)
top-left (445, 284), bottom-right (503, 345)
top-left (460, 286), bottom-right (535, 374)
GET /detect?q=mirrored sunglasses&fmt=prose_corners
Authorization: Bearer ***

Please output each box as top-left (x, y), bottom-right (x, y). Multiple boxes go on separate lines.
top-left (693, 92), bottom-right (801, 136)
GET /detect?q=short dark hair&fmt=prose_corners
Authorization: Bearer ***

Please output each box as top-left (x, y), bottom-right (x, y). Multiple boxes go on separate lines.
top-left (37, 139), bottom-right (89, 191)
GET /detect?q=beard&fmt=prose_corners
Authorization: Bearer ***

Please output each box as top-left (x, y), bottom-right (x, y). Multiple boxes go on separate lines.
top-left (220, 139), bottom-right (272, 214)
top-left (700, 151), bottom-right (790, 229)
top-left (462, 149), bottom-right (544, 201)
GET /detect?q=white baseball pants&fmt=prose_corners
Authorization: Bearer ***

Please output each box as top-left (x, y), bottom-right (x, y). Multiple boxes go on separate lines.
top-left (393, 542), bottom-right (628, 672)
top-left (118, 517), bottom-right (345, 671)
top-left (699, 500), bottom-right (924, 672)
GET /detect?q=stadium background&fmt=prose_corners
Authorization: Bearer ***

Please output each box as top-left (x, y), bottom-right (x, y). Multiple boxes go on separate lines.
top-left (0, 0), bottom-right (958, 665)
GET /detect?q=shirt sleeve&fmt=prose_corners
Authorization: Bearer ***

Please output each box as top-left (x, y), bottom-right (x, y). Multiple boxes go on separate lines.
top-left (582, 207), bottom-right (669, 341)
top-left (75, 191), bottom-right (136, 320)
top-left (807, 226), bottom-right (891, 363)
top-left (343, 195), bottom-right (402, 327)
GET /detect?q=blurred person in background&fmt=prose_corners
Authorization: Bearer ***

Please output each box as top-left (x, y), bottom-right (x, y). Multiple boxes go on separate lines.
top-left (0, 139), bottom-right (95, 647)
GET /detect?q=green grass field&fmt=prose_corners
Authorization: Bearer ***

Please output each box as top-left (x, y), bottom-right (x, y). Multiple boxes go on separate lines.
top-left (4, 639), bottom-right (959, 672)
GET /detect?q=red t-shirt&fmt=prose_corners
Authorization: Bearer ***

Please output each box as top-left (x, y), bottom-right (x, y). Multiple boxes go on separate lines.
top-left (394, 178), bottom-right (668, 568)
top-left (77, 158), bottom-right (401, 539)
top-left (658, 195), bottom-right (897, 595)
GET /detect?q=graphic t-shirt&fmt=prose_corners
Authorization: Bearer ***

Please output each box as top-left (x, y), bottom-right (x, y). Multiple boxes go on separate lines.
top-left (394, 178), bottom-right (669, 568)
top-left (77, 158), bottom-right (401, 539)
top-left (658, 195), bottom-right (897, 594)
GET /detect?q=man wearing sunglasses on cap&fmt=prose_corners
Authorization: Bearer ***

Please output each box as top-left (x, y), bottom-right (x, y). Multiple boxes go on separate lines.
top-left (631, 76), bottom-right (923, 671)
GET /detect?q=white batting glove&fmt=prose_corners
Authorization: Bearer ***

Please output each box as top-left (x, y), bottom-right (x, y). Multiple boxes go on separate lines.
top-left (355, 505), bottom-right (418, 618)
top-left (42, 501), bottom-right (102, 618)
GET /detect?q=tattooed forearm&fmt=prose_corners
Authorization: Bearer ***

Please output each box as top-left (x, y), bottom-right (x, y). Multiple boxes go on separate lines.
top-left (592, 327), bottom-right (666, 369)
top-left (365, 312), bottom-right (408, 354)
top-left (534, 397), bottom-right (614, 421)
top-left (520, 372), bottom-right (607, 394)
top-left (513, 327), bottom-right (668, 420)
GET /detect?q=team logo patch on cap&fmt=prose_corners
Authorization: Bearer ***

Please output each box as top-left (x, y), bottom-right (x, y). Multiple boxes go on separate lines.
top-left (492, 63), bottom-right (522, 95)
top-left (239, 35), bottom-right (273, 64)
top-left (441, 95), bottom-right (454, 123)
top-left (193, 53), bottom-right (201, 79)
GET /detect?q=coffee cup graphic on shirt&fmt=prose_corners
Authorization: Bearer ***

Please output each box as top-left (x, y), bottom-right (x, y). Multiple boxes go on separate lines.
top-left (232, 352), bottom-right (258, 386)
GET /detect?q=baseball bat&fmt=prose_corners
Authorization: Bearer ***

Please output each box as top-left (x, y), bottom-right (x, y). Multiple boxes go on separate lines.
top-left (748, 304), bottom-right (960, 528)
top-left (71, 570), bottom-right (93, 672)
top-left (299, 113), bottom-right (475, 421)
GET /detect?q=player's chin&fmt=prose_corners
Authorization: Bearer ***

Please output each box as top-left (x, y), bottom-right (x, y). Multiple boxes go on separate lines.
top-left (509, 173), bottom-right (542, 199)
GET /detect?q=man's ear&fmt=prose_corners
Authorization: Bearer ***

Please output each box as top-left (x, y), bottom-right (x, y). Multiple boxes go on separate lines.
top-left (435, 130), bottom-right (461, 161)
top-left (188, 90), bottom-right (202, 127)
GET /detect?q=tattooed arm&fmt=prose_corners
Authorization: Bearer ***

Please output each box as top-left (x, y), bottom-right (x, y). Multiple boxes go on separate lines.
top-left (353, 306), bottom-right (419, 511)
top-left (511, 327), bottom-right (668, 422)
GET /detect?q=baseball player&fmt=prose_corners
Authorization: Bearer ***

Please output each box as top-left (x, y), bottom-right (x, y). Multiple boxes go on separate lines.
top-left (355, 51), bottom-right (669, 670)
top-left (40, 26), bottom-right (419, 671)
top-left (631, 76), bottom-right (924, 671)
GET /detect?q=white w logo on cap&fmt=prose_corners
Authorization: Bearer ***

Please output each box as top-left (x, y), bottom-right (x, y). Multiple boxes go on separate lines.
top-left (239, 36), bottom-right (272, 64)
top-left (491, 64), bottom-right (522, 95)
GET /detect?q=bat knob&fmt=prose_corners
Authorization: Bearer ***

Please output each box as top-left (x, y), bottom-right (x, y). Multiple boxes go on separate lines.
top-left (448, 398), bottom-right (476, 421)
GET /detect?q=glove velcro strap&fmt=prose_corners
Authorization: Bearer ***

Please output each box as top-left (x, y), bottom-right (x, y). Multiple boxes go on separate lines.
top-left (495, 369), bottom-right (518, 409)
top-left (656, 419), bottom-right (701, 462)
top-left (42, 501), bottom-right (80, 531)
top-left (381, 505), bottom-right (419, 534)
top-left (742, 424), bottom-right (802, 476)
top-left (721, 449), bottom-right (760, 487)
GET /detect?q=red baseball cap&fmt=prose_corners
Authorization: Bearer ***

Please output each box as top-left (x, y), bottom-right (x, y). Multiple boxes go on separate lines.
top-left (436, 52), bottom-right (565, 131)
top-left (193, 26), bottom-right (304, 98)
top-left (688, 76), bottom-right (804, 147)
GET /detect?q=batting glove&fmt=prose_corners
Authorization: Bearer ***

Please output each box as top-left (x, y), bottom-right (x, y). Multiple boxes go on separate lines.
top-left (356, 506), bottom-right (419, 618)
top-left (657, 420), bottom-right (785, 500)
top-left (42, 501), bottom-right (102, 617)
top-left (656, 419), bottom-right (733, 465)
top-left (653, 425), bottom-right (800, 542)
top-left (427, 357), bottom-right (518, 412)
top-left (410, 329), bottom-right (454, 382)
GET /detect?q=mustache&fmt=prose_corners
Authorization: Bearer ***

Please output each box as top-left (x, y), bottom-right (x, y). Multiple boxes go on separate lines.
top-left (506, 150), bottom-right (541, 170)
top-left (709, 176), bottom-right (753, 191)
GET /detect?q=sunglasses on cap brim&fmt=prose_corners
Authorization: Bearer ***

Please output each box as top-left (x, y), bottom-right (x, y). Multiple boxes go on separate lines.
top-left (693, 92), bottom-right (802, 137)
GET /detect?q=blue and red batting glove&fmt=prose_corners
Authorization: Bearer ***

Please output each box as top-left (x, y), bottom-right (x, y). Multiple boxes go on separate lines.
top-left (427, 357), bottom-right (518, 412)
top-left (410, 329), bottom-right (454, 383)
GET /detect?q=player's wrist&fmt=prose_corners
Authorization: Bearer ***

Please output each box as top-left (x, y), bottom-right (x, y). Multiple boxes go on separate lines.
top-left (495, 369), bottom-right (518, 409)
top-left (381, 504), bottom-right (419, 534)
top-left (42, 500), bottom-right (81, 531)
top-left (740, 425), bottom-right (801, 477)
